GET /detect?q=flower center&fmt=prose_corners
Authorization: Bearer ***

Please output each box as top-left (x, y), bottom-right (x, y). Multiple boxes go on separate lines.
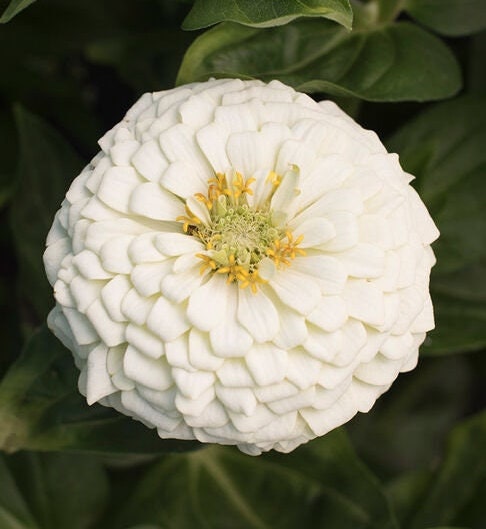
top-left (177, 170), bottom-right (305, 292)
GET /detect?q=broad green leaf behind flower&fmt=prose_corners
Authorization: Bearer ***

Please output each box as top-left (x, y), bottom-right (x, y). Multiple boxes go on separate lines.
top-left (177, 20), bottom-right (461, 102)
top-left (182, 0), bottom-right (353, 30)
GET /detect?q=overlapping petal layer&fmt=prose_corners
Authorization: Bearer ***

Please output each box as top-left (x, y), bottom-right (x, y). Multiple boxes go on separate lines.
top-left (44, 79), bottom-right (438, 454)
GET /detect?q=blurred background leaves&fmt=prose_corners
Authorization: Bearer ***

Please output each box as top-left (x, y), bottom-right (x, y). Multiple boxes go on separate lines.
top-left (0, 0), bottom-right (485, 527)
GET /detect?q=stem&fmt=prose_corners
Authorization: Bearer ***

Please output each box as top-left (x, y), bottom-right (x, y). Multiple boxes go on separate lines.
top-left (375, 0), bottom-right (407, 24)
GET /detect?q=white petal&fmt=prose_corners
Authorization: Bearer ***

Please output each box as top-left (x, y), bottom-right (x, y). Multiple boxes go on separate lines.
top-left (161, 268), bottom-right (204, 303)
top-left (320, 211), bottom-right (359, 252)
top-left (179, 93), bottom-right (215, 129)
top-left (354, 354), bottom-right (402, 386)
top-left (126, 323), bottom-right (165, 359)
top-left (237, 287), bottom-right (279, 342)
top-left (272, 306), bottom-right (308, 349)
top-left (187, 274), bottom-right (229, 331)
top-left (380, 332), bottom-right (414, 360)
top-left (410, 294), bottom-right (435, 333)
top-left (295, 154), bottom-right (352, 207)
top-left (196, 122), bottom-right (230, 172)
top-left (396, 244), bottom-right (421, 288)
top-left (107, 344), bottom-right (124, 374)
top-left (303, 325), bottom-right (342, 363)
top-left (293, 255), bottom-right (347, 295)
top-left (102, 275), bottom-right (137, 322)
top-left (159, 123), bottom-right (212, 178)
top-left (139, 385), bottom-right (176, 410)
top-left (408, 187), bottom-right (440, 244)
top-left (343, 280), bottom-right (385, 327)
top-left (254, 412), bottom-right (298, 444)
top-left (155, 232), bottom-right (203, 257)
top-left (286, 350), bottom-right (322, 389)
top-left (188, 328), bottom-right (224, 371)
top-left (359, 214), bottom-right (393, 249)
top-left (122, 390), bottom-right (181, 431)
top-left (128, 233), bottom-right (165, 264)
top-left (71, 219), bottom-right (91, 255)
top-left (373, 251), bottom-right (400, 292)
top-left (254, 381), bottom-right (299, 403)
top-left (85, 218), bottom-right (150, 253)
top-left (121, 288), bottom-right (156, 326)
top-left (146, 296), bottom-right (190, 342)
top-left (130, 182), bottom-right (184, 221)
top-left (86, 344), bottom-right (117, 404)
top-left (73, 249), bottom-right (113, 280)
top-left (332, 319), bottom-right (367, 366)
top-left (307, 296), bottom-right (348, 332)
top-left (216, 386), bottom-right (257, 416)
top-left (292, 189), bottom-right (363, 226)
top-left (275, 139), bottom-right (316, 178)
top-left (270, 268), bottom-right (320, 315)
top-left (54, 279), bottom-right (74, 308)
top-left (70, 276), bottom-right (103, 313)
top-left (267, 386), bottom-right (316, 414)
top-left (292, 217), bottom-right (336, 247)
top-left (62, 307), bottom-right (99, 345)
top-left (348, 379), bottom-right (385, 413)
top-left (185, 400), bottom-right (228, 429)
top-left (110, 140), bottom-right (139, 166)
top-left (124, 344), bottom-right (173, 391)
top-left (217, 359), bottom-right (254, 388)
top-left (245, 344), bottom-right (288, 386)
top-left (312, 379), bottom-right (351, 410)
top-left (228, 404), bottom-right (276, 433)
top-left (338, 243), bottom-right (385, 278)
top-left (160, 161), bottom-right (207, 199)
top-left (214, 101), bottom-right (261, 132)
top-left (270, 166), bottom-right (300, 220)
top-left (176, 386), bottom-right (215, 416)
top-left (80, 197), bottom-right (121, 223)
top-left (99, 235), bottom-right (134, 274)
top-left (44, 238), bottom-right (71, 285)
top-left (97, 167), bottom-right (142, 213)
top-left (172, 367), bottom-right (215, 399)
top-left (131, 139), bottom-right (169, 181)
top-left (131, 261), bottom-right (173, 297)
top-left (85, 299), bottom-right (126, 347)
top-left (208, 276), bottom-right (253, 358)
top-left (391, 285), bottom-right (425, 335)
top-left (301, 393), bottom-right (357, 436)
top-left (165, 334), bottom-right (196, 371)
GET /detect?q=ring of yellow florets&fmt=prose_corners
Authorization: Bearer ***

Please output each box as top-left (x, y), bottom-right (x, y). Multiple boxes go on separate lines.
top-left (177, 170), bottom-right (305, 293)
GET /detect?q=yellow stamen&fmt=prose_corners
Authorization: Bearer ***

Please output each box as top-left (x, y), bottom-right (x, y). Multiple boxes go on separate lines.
top-left (176, 205), bottom-right (201, 233)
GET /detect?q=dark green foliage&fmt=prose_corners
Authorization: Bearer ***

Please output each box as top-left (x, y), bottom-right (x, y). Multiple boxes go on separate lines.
top-left (0, 0), bottom-right (484, 527)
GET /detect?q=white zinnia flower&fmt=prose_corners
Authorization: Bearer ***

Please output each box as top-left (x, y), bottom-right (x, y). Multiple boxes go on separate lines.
top-left (44, 79), bottom-right (439, 455)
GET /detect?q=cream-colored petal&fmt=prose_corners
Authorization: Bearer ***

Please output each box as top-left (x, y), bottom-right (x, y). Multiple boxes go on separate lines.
top-left (86, 344), bottom-right (117, 404)
top-left (146, 296), bottom-right (190, 342)
top-left (237, 287), bottom-right (279, 343)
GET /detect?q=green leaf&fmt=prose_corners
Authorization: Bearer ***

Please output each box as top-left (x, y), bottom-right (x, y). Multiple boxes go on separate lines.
top-left (408, 410), bottom-right (486, 528)
top-left (423, 295), bottom-right (486, 355)
top-left (177, 19), bottom-right (461, 101)
top-left (405, 0), bottom-right (486, 36)
top-left (9, 107), bottom-right (83, 324)
top-left (0, 325), bottom-right (200, 455)
top-left (114, 429), bottom-right (398, 529)
top-left (0, 456), bottom-right (38, 529)
top-left (182, 0), bottom-right (353, 30)
top-left (0, 0), bottom-right (36, 23)
top-left (2, 452), bottom-right (109, 529)
top-left (387, 96), bottom-right (486, 355)
top-left (349, 356), bottom-right (472, 474)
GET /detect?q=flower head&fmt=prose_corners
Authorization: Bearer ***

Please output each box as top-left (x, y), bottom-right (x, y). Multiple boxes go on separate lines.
top-left (44, 79), bottom-right (439, 455)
